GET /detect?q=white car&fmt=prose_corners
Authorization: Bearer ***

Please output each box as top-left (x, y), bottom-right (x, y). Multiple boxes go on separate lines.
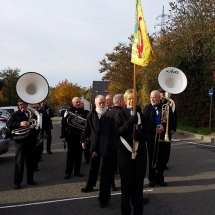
top-left (59, 105), bottom-right (70, 116)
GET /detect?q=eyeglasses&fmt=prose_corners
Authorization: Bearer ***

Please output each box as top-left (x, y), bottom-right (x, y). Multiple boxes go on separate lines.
top-left (33, 106), bottom-right (39, 109)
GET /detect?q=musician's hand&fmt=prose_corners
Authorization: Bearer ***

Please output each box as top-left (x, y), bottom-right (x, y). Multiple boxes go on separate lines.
top-left (171, 130), bottom-right (175, 134)
top-left (20, 121), bottom-right (29, 127)
top-left (61, 138), bottom-right (66, 143)
top-left (156, 125), bottom-right (164, 134)
top-left (82, 143), bottom-right (86, 149)
top-left (92, 151), bottom-right (97, 157)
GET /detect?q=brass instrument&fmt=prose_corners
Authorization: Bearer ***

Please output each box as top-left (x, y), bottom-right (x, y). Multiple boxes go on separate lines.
top-left (152, 125), bottom-right (162, 168)
top-left (161, 103), bottom-right (170, 142)
top-left (65, 110), bottom-right (85, 130)
top-left (11, 107), bottom-right (42, 136)
top-left (163, 92), bottom-right (175, 113)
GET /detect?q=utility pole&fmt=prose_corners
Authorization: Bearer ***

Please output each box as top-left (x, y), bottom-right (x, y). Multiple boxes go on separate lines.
top-left (155, 5), bottom-right (169, 36)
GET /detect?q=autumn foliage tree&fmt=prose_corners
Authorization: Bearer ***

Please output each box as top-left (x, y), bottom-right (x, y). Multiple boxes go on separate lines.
top-left (54, 79), bottom-right (82, 106)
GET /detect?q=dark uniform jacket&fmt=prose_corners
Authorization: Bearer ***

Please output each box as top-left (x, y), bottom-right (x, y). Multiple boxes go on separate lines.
top-left (39, 108), bottom-right (50, 136)
top-left (6, 109), bottom-right (38, 142)
top-left (115, 108), bottom-right (148, 156)
top-left (41, 105), bottom-right (54, 129)
top-left (143, 103), bottom-right (176, 142)
top-left (61, 106), bottom-right (88, 139)
top-left (80, 108), bottom-right (100, 153)
top-left (93, 106), bottom-right (123, 158)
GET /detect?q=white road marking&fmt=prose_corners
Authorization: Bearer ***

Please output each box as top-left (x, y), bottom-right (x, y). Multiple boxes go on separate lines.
top-left (0, 190), bottom-right (152, 209)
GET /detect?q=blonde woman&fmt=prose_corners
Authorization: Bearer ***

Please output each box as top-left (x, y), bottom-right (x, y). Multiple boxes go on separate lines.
top-left (115, 89), bottom-right (148, 215)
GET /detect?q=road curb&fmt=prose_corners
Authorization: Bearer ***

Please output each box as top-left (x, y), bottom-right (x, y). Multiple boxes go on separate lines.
top-left (177, 129), bottom-right (215, 144)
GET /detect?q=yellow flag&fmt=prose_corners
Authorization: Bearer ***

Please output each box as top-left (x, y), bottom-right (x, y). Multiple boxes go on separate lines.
top-left (131, 0), bottom-right (154, 66)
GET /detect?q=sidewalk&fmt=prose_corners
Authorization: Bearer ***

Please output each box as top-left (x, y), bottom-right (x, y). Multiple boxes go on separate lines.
top-left (177, 129), bottom-right (215, 144)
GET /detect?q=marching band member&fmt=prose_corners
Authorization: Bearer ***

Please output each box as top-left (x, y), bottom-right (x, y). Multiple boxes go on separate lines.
top-left (39, 101), bottom-right (54, 154)
top-left (6, 99), bottom-right (38, 189)
top-left (157, 88), bottom-right (177, 170)
top-left (61, 97), bottom-right (88, 179)
top-left (92, 94), bottom-right (125, 208)
top-left (115, 89), bottom-right (148, 215)
top-left (143, 90), bottom-right (175, 187)
top-left (80, 95), bottom-right (107, 193)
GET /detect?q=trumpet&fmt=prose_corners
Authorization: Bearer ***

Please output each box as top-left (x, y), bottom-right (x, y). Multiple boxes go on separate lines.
top-left (65, 110), bottom-right (86, 130)
top-left (151, 125), bottom-right (163, 168)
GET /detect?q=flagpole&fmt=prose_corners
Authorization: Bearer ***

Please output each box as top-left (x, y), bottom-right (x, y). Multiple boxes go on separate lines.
top-left (133, 64), bottom-right (137, 153)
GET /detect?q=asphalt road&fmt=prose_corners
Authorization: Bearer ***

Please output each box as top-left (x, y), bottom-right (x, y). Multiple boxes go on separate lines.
top-left (0, 117), bottom-right (215, 215)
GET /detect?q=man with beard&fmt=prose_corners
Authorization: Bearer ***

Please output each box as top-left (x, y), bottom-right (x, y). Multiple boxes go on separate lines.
top-left (61, 97), bottom-right (88, 179)
top-left (80, 95), bottom-right (107, 192)
top-left (92, 94), bottom-right (125, 208)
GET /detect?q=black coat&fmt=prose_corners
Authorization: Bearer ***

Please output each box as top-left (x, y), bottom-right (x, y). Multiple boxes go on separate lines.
top-left (142, 102), bottom-right (176, 142)
top-left (41, 105), bottom-right (54, 129)
top-left (80, 109), bottom-right (100, 153)
top-left (115, 108), bottom-right (148, 156)
top-left (6, 109), bottom-right (38, 142)
top-left (93, 106), bottom-right (123, 157)
top-left (61, 106), bottom-right (88, 139)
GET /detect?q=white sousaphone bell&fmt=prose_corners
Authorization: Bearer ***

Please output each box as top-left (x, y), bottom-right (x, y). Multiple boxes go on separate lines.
top-left (12, 72), bottom-right (49, 140)
top-left (158, 67), bottom-right (187, 94)
top-left (16, 72), bottom-right (49, 104)
top-left (158, 67), bottom-right (188, 113)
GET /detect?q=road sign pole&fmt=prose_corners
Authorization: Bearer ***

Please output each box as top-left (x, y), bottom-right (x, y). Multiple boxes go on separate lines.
top-left (209, 87), bottom-right (213, 131)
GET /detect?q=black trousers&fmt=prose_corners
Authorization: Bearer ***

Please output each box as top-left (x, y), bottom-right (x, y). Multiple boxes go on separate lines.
top-left (45, 129), bottom-right (52, 152)
top-left (119, 153), bottom-right (147, 215)
top-left (86, 155), bottom-right (101, 188)
top-left (99, 157), bottom-right (116, 204)
top-left (35, 141), bottom-right (43, 169)
top-left (147, 139), bottom-right (166, 183)
top-left (14, 141), bottom-right (36, 185)
top-left (83, 147), bottom-right (90, 163)
top-left (65, 137), bottom-right (82, 175)
top-left (164, 142), bottom-right (171, 166)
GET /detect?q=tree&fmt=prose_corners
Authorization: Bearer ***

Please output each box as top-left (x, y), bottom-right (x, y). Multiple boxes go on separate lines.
top-left (54, 80), bottom-right (82, 106)
top-left (0, 68), bottom-right (20, 106)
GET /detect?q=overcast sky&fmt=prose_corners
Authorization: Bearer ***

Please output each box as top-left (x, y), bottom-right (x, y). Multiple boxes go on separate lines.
top-left (0, 0), bottom-right (171, 88)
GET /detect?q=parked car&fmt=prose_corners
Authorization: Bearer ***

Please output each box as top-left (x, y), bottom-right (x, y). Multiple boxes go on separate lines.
top-left (59, 105), bottom-right (70, 116)
top-left (0, 113), bottom-right (11, 155)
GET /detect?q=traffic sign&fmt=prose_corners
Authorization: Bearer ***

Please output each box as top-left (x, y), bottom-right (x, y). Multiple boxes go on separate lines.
top-left (209, 89), bottom-right (213, 96)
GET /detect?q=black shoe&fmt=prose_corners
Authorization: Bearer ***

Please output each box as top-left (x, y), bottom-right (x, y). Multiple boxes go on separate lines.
top-left (27, 180), bottom-right (37, 185)
top-left (74, 172), bottom-right (84, 177)
top-left (158, 181), bottom-right (168, 187)
top-left (100, 201), bottom-right (107, 208)
top-left (14, 184), bottom-right (21, 189)
top-left (148, 181), bottom-right (155, 187)
top-left (81, 186), bottom-right (94, 193)
top-left (112, 186), bottom-right (117, 191)
top-left (47, 151), bottom-right (52, 154)
top-left (165, 166), bottom-right (169, 170)
top-left (64, 174), bottom-right (71, 179)
top-left (143, 197), bottom-right (149, 205)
